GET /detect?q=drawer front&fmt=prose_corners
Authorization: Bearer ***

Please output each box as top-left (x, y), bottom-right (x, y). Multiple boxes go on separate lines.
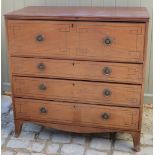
top-left (76, 22), bottom-right (145, 63)
top-left (15, 98), bottom-right (139, 130)
top-left (13, 77), bottom-right (141, 107)
top-left (11, 57), bottom-right (143, 84)
top-left (15, 98), bottom-right (75, 123)
top-left (8, 20), bottom-right (145, 62)
top-left (77, 103), bottom-right (139, 130)
top-left (8, 20), bottom-right (70, 57)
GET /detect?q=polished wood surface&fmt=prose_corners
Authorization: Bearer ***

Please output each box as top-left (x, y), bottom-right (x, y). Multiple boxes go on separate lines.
top-left (5, 6), bottom-right (149, 152)
top-left (13, 76), bottom-right (141, 107)
top-left (15, 98), bottom-right (75, 123)
top-left (5, 6), bottom-right (149, 22)
top-left (8, 20), bottom-right (145, 63)
top-left (15, 98), bottom-right (139, 130)
top-left (11, 57), bottom-right (143, 84)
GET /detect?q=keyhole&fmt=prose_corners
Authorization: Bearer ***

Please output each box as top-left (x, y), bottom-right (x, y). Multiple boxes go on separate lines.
top-left (72, 62), bottom-right (75, 66)
top-left (72, 83), bottom-right (75, 86)
top-left (72, 24), bottom-right (74, 28)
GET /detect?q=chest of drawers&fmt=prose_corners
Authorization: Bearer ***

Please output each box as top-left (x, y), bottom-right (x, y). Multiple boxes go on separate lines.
top-left (5, 6), bottom-right (149, 151)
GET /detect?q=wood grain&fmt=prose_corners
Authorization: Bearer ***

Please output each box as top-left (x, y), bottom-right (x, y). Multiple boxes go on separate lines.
top-left (13, 76), bottom-right (141, 107)
top-left (5, 6), bottom-right (149, 22)
top-left (15, 120), bottom-right (140, 134)
top-left (11, 57), bottom-right (143, 84)
top-left (15, 98), bottom-right (139, 130)
top-left (8, 20), bottom-right (145, 63)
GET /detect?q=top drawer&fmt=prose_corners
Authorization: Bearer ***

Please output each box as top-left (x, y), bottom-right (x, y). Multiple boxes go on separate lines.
top-left (7, 20), bottom-right (145, 63)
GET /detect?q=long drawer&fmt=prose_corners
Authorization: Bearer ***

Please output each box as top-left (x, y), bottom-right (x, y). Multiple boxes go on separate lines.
top-left (8, 20), bottom-right (145, 63)
top-left (11, 57), bottom-right (143, 84)
top-left (13, 76), bottom-right (141, 107)
top-left (15, 98), bottom-right (139, 130)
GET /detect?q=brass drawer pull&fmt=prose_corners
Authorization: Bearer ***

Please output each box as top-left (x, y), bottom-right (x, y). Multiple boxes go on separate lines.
top-left (38, 63), bottom-right (46, 70)
top-left (103, 67), bottom-right (112, 75)
top-left (40, 107), bottom-right (47, 113)
top-left (39, 84), bottom-right (46, 91)
top-left (36, 34), bottom-right (44, 42)
top-left (103, 89), bottom-right (111, 97)
top-left (104, 37), bottom-right (112, 45)
top-left (101, 112), bottom-right (110, 120)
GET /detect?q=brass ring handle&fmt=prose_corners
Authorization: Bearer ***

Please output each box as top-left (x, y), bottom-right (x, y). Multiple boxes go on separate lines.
top-left (103, 89), bottom-right (111, 97)
top-left (39, 84), bottom-right (46, 91)
top-left (40, 107), bottom-right (47, 113)
top-left (103, 67), bottom-right (112, 75)
top-left (38, 63), bottom-right (46, 70)
top-left (101, 112), bottom-right (110, 120)
top-left (104, 37), bottom-right (112, 45)
top-left (36, 34), bottom-right (44, 42)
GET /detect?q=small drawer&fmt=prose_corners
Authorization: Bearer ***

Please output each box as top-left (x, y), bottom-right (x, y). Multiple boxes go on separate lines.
top-left (76, 22), bottom-right (145, 63)
top-left (8, 20), bottom-right (70, 58)
top-left (15, 98), bottom-right (139, 130)
top-left (13, 77), bottom-right (141, 107)
top-left (11, 57), bottom-right (143, 84)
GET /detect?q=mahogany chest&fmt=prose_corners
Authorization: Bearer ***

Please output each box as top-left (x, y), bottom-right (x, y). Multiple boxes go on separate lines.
top-left (5, 6), bottom-right (149, 151)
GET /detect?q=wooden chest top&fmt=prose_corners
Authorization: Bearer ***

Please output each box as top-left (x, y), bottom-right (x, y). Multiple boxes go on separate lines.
top-left (5, 6), bottom-right (149, 22)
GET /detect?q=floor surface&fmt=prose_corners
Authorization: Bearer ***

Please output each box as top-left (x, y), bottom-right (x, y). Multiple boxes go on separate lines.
top-left (1, 95), bottom-right (153, 155)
